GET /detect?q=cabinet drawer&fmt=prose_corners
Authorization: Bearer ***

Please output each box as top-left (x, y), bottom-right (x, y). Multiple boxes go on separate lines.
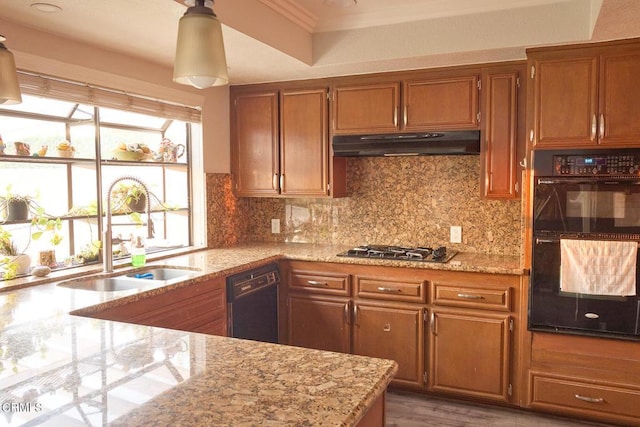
top-left (288, 270), bottom-right (350, 296)
top-left (355, 276), bottom-right (426, 303)
top-left (529, 372), bottom-right (640, 422)
top-left (432, 283), bottom-right (511, 311)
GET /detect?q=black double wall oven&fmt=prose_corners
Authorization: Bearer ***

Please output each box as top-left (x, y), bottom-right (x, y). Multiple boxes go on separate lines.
top-left (530, 149), bottom-right (640, 340)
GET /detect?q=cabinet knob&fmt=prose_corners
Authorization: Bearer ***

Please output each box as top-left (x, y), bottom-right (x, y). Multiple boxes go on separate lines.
top-left (591, 115), bottom-right (597, 141)
top-left (599, 114), bottom-right (605, 139)
top-left (272, 173), bottom-right (278, 190)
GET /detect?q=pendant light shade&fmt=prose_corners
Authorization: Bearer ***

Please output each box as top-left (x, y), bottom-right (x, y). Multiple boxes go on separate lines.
top-left (0, 35), bottom-right (22, 105)
top-left (173, 1), bottom-right (228, 89)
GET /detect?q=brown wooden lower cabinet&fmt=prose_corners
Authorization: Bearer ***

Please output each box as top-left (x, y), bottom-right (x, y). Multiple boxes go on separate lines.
top-left (428, 309), bottom-right (512, 402)
top-left (353, 302), bottom-right (425, 389)
top-left (282, 260), bottom-right (521, 397)
top-left (288, 294), bottom-right (351, 354)
top-left (82, 277), bottom-right (227, 336)
top-left (526, 332), bottom-right (640, 425)
top-left (528, 372), bottom-right (640, 424)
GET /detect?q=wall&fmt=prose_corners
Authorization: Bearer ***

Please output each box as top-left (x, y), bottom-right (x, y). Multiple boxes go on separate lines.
top-left (206, 155), bottom-right (521, 255)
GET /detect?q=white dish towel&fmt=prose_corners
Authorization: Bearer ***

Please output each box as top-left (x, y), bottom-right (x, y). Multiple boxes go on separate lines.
top-left (560, 239), bottom-right (638, 296)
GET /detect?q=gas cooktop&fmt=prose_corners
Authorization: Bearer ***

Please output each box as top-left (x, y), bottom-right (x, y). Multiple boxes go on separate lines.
top-left (337, 245), bottom-right (457, 263)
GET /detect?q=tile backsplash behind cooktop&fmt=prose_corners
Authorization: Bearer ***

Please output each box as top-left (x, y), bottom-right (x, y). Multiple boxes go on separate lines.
top-left (206, 156), bottom-right (522, 256)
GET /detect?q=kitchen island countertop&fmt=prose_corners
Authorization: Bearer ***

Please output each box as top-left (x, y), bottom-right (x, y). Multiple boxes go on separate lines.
top-left (0, 242), bottom-right (521, 425)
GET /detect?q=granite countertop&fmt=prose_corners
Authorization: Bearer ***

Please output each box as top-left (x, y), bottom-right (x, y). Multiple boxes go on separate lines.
top-left (0, 242), bottom-right (522, 425)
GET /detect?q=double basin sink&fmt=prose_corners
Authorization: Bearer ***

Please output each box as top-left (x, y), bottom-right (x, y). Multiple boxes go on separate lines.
top-left (57, 266), bottom-right (201, 292)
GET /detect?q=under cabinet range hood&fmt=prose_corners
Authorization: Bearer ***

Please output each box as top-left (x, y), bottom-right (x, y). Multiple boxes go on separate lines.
top-left (332, 131), bottom-right (481, 157)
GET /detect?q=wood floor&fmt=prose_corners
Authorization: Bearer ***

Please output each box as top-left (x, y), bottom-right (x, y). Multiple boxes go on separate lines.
top-left (385, 390), bottom-right (616, 427)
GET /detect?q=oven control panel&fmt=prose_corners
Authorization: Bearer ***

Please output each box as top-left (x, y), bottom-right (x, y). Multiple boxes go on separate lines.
top-left (554, 154), bottom-right (640, 175)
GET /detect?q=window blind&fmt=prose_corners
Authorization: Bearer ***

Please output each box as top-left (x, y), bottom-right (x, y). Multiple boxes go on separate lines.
top-left (17, 71), bottom-right (201, 123)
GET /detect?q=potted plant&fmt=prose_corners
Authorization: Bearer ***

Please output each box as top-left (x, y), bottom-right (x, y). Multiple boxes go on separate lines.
top-left (0, 189), bottom-right (33, 222)
top-left (111, 182), bottom-right (148, 214)
top-left (0, 226), bottom-right (30, 279)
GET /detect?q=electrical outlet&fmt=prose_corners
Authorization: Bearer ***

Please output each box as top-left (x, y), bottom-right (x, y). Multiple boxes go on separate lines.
top-left (450, 226), bottom-right (462, 243)
top-left (271, 219), bottom-right (280, 234)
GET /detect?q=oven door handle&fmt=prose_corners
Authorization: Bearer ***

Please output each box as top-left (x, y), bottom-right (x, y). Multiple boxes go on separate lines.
top-left (535, 238), bottom-right (557, 244)
top-left (537, 178), bottom-right (640, 185)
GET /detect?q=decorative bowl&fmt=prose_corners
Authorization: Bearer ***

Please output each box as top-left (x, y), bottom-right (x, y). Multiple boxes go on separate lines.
top-left (111, 150), bottom-right (145, 161)
top-left (56, 149), bottom-right (75, 158)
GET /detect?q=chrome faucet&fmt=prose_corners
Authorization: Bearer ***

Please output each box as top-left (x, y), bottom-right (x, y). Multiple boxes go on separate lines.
top-left (103, 176), bottom-right (153, 273)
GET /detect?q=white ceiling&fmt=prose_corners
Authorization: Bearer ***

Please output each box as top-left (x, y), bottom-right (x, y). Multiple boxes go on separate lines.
top-left (0, 0), bottom-right (635, 85)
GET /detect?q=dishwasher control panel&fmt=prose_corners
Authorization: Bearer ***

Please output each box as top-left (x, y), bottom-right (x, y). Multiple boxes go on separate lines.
top-left (226, 264), bottom-right (280, 300)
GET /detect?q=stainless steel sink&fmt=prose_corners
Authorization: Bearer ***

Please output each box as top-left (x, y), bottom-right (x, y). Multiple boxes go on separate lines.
top-left (58, 276), bottom-right (160, 292)
top-left (57, 267), bottom-right (200, 292)
top-left (124, 267), bottom-right (196, 282)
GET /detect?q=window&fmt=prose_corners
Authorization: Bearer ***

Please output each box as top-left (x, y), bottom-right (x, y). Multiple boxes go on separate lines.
top-left (0, 77), bottom-right (201, 280)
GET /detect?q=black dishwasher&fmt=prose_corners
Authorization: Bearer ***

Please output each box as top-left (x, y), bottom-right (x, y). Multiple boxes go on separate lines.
top-left (226, 263), bottom-right (279, 343)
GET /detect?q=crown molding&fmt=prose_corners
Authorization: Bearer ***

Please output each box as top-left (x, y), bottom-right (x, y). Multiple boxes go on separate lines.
top-left (258, 0), bottom-right (318, 33)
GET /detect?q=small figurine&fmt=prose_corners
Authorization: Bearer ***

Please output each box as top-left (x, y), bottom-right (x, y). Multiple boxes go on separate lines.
top-left (33, 145), bottom-right (48, 157)
top-left (0, 134), bottom-right (5, 155)
top-left (14, 141), bottom-right (30, 156)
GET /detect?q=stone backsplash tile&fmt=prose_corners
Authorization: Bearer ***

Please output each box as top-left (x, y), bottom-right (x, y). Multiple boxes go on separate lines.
top-left (207, 156), bottom-right (522, 255)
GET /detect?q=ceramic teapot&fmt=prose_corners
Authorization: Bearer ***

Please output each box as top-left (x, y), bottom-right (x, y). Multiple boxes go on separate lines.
top-left (158, 138), bottom-right (185, 163)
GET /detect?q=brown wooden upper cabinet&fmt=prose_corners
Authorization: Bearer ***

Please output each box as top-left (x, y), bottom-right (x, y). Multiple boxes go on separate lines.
top-left (528, 39), bottom-right (640, 148)
top-left (231, 86), bottom-right (346, 197)
top-left (332, 73), bottom-right (480, 134)
top-left (231, 90), bottom-right (280, 197)
top-left (480, 65), bottom-right (525, 200)
top-left (332, 82), bottom-right (400, 134)
top-left (403, 75), bottom-right (480, 131)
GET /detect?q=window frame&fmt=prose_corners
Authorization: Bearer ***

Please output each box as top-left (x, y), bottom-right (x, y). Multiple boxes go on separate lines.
top-left (0, 74), bottom-right (203, 279)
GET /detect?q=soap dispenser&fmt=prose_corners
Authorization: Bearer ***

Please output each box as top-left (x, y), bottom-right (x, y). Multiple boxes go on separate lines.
top-left (131, 236), bottom-right (146, 267)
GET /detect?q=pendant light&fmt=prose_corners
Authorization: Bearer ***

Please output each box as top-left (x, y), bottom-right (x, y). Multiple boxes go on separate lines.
top-left (173, 0), bottom-right (228, 89)
top-left (0, 35), bottom-right (22, 105)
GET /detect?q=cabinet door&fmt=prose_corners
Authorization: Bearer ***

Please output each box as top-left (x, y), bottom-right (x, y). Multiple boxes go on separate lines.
top-left (481, 69), bottom-right (520, 199)
top-left (332, 83), bottom-right (400, 134)
top-left (403, 75), bottom-right (479, 131)
top-left (231, 91), bottom-right (279, 196)
top-left (353, 303), bottom-right (425, 389)
top-left (84, 277), bottom-right (227, 336)
top-left (599, 50), bottom-right (640, 146)
top-left (288, 294), bottom-right (351, 354)
top-left (530, 56), bottom-right (598, 147)
top-left (429, 309), bottom-right (511, 402)
top-left (280, 88), bottom-right (329, 196)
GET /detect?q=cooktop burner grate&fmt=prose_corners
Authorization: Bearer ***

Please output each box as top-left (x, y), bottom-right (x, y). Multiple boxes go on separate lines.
top-left (337, 245), bottom-right (457, 263)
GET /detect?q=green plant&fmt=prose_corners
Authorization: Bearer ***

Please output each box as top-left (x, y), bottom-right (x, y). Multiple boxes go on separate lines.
top-left (111, 182), bottom-right (146, 208)
top-left (75, 240), bottom-right (102, 264)
top-left (0, 186), bottom-right (34, 223)
top-left (30, 214), bottom-right (63, 246)
top-left (0, 227), bottom-right (19, 256)
top-left (0, 226), bottom-right (19, 279)
top-left (0, 185), bottom-right (63, 246)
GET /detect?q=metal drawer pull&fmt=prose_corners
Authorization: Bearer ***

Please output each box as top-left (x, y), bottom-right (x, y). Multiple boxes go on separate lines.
top-left (457, 293), bottom-right (484, 300)
top-left (307, 280), bottom-right (328, 287)
top-left (344, 302), bottom-right (349, 325)
top-left (377, 286), bottom-right (401, 293)
top-left (574, 394), bottom-right (604, 404)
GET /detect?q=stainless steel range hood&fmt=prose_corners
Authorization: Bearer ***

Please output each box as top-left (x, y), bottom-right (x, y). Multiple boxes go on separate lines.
top-left (332, 131), bottom-right (480, 157)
